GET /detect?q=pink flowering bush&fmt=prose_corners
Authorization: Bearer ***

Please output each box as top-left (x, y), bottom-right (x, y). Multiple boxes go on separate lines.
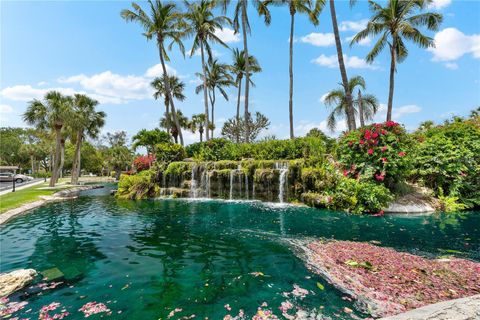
top-left (133, 154), bottom-right (155, 172)
top-left (338, 121), bottom-right (413, 187)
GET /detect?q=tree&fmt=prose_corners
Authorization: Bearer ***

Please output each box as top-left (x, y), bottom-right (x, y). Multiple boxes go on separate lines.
top-left (265, 0), bottom-right (324, 138)
top-left (220, 0), bottom-right (271, 142)
top-left (23, 91), bottom-right (72, 187)
top-left (228, 48), bottom-right (262, 142)
top-left (221, 111), bottom-right (270, 142)
top-left (351, 0), bottom-right (442, 121)
top-left (323, 76), bottom-right (379, 131)
top-left (70, 94), bottom-right (106, 185)
top-left (121, 0), bottom-right (186, 145)
top-left (195, 59), bottom-right (234, 138)
top-left (132, 128), bottom-right (171, 154)
top-left (151, 74), bottom-right (186, 139)
top-left (189, 113), bottom-right (207, 142)
top-left (160, 110), bottom-right (189, 144)
top-left (103, 131), bottom-right (133, 180)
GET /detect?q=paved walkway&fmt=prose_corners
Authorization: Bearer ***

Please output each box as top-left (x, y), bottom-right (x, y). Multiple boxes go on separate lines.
top-left (0, 179), bottom-right (46, 196)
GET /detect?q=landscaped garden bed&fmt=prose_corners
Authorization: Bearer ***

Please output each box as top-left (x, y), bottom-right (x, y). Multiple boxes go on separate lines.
top-left (291, 240), bottom-right (480, 318)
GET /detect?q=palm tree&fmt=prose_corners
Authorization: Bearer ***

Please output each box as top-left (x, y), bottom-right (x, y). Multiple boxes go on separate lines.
top-left (189, 113), bottom-right (207, 142)
top-left (132, 128), bottom-right (171, 154)
top-left (183, 0), bottom-right (230, 142)
top-left (351, 0), bottom-right (442, 122)
top-left (323, 76), bottom-right (379, 131)
top-left (160, 110), bottom-right (188, 144)
top-left (328, 0), bottom-right (356, 131)
top-left (70, 94), bottom-right (106, 185)
top-left (195, 59), bottom-right (234, 138)
top-left (264, 0), bottom-right (324, 138)
top-left (121, 0), bottom-right (186, 145)
top-left (229, 48), bottom-right (262, 142)
top-left (151, 74), bottom-right (186, 138)
top-left (220, 0), bottom-right (271, 142)
top-left (23, 91), bottom-right (72, 187)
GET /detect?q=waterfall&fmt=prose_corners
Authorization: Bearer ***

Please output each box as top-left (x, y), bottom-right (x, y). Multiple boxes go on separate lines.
top-left (206, 171), bottom-right (211, 198)
top-left (276, 162), bottom-right (289, 203)
top-left (245, 173), bottom-right (249, 199)
top-left (190, 164), bottom-right (197, 198)
top-left (229, 169), bottom-right (234, 200)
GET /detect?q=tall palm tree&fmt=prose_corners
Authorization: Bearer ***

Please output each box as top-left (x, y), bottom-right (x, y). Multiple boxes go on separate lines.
top-left (121, 0), bottom-right (186, 145)
top-left (351, 0), bottom-right (442, 121)
top-left (160, 110), bottom-right (188, 144)
top-left (189, 113), bottom-right (207, 142)
top-left (229, 48), bottom-right (262, 142)
top-left (195, 59), bottom-right (234, 138)
top-left (151, 74), bottom-right (186, 139)
top-left (264, 0), bottom-right (324, 138)
top-left (220, 0), bottom-right (271, 142)
top-left (71, 94), bottom-right (106, 185)
top-left (329, 0), bottom-right (356, 131)
top-left (323, 76), bottom-right (379, 131)
top-left (183, 0), bottom-right (230, 141)
top-left (23, 91), bottom-right (72, 187)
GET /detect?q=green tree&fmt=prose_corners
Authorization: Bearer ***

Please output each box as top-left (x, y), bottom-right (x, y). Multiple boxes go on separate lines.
top-left (220, 0), bottom-right (271, 142)
top-left (103, 131), bottom-right (133, 180)
top-left (183, 0), bottom-right (230, 141)
top-left (151, 75), bottom-right (186, 138)
top-left (160, 110), bottom-right (189, 144)
top-left (221, 111), bottom-right (270, 142)
top-left (132, 128), bottom-right (171, 154)
top-left (121, 0), bottom-right (186, 145)
top-left (70, 94), bottom-right (106, 184)
top-left (228, 48), bottom-right (261, 142)
top-left (195, 59), bottom-right (234, 138)
top-left (189, 113), bottom-right (207, 142)
top-left (351, 0), bottom-right (442, 121)
top-left (23, 91), bottom-right (72, 186)
top-left (323, 76), bottom-right (379, 131)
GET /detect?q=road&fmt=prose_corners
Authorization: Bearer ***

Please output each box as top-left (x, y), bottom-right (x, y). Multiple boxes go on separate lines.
top-left (0, 178), bottom-right (44, 192)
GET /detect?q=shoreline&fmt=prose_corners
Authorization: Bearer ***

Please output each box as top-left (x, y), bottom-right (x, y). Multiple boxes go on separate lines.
top-left (0, 185), bottom-right (103, 225)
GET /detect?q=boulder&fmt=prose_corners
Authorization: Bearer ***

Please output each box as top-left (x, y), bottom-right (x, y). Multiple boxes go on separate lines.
top-left (0, 269), bottom-right (37, 297)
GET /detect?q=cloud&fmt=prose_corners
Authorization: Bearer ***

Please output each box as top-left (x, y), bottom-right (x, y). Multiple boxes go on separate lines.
top-left (428, 28), bottom-right (480, 62)
top-left (295, 119), bottom-right (348, 136)
top-left (374, 104), bottom-right (422, 122)
top-left (311, 54), bottom-right (378, 70)
top-left (319, 93), bottom-right (329, 103)
top-left (0, 85), bottom-right (79, 102)
top-left (427, 0), bottom-right (452, 10)
top-left (339, 19), bottom-right (368, 32)
top-left (0, 104), bottom-right (13, 114)
top-left (444, 62), bottom-right (458, 70)
top-left (193, 48), bottom-right (223, 58)
top-left (144, 64), bottom-right (178, 78)
top-left (300, 33), bottom-right (335, 46)
top-left (346, 35), bottom-right (371, 46)
top-left (214, 27), bottom-right (240, 43)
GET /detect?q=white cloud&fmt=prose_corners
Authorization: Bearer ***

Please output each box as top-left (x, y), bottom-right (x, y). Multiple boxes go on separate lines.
top-left (193, 48), bottom-right (223, 58)
top-left (428, 0), bottom-right (451, 10)
top-left (374, 104), bottom-right (422, 122)
top-left (339, 19), bottom-right (368, 32)
top-left (444, 62), bottom-right (458, 70)
top-left (144, 63), bottom-right (178, 78)
top-left (295, 120), bottom-right (348, 136)
top-left (346, 35), bottom-right (371, 46)
top-left (300, 33), bottom-right (335, 47)
top-left (0, 104), bottom-right (14, 114)
top-left (0, 85), bottom-right (79, 102)
top-left (37, 81), bottom-right (48, 86)
top-left (428, 28), bottom-right (480, 62)
top-left (311, 54), bottom-right (378, 70)
top-left (319, 93), bottom-right (329, 103)
top-left (214, 27), bottom-right (240, 43)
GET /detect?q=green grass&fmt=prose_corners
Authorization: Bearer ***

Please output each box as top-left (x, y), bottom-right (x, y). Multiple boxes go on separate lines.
top-left (0, 183), bottom-right (68, 214)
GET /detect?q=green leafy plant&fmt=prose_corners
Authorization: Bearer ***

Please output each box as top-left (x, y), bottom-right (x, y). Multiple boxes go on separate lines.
top-left (155, 142), bottom-right (186, 163)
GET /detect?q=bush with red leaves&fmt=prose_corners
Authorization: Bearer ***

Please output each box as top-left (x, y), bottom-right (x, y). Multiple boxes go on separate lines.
top-left (133, 155), bottom-right (155, 172)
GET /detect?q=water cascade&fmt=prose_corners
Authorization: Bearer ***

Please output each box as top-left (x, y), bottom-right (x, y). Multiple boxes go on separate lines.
top-left (190, 164), bottom-right (198, 198)
top-left (276, 162), bottom-right (289, 203)
top-left (229, 165), bottom-right (242, 200)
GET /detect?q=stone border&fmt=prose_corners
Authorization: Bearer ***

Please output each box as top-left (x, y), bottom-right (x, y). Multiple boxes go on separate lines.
top-left (0, 185), bottom-right (103, 225)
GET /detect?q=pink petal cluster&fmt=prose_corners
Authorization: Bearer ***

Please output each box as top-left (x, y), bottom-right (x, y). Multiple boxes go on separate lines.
top-left (78, 302), bottom-right (111, 318)
top-left (251, 307), bottom-right (279, 320)
top-left (283, 284), bottom-right (309, 300)
top-left (0, 299), bottom-right (28, 318)
top-left (304, 240), bottom-right (480, 317)
top-left (39, 302), bottom-right (69, 320)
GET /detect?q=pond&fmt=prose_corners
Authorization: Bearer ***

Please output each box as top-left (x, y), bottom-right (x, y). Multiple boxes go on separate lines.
top-left (1, 187), bottom-right (479, 319)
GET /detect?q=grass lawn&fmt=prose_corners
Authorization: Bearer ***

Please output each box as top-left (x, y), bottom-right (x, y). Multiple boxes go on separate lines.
top-left (0, 183), bottom-right (68, 214)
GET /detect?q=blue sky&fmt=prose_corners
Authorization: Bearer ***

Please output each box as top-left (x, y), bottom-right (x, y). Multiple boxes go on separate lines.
top-left (1, 0), bottom-right (479, 144)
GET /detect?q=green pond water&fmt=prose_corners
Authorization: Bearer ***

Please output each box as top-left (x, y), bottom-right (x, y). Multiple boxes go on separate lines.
top-left (1, 187), bottom-right (479, 319)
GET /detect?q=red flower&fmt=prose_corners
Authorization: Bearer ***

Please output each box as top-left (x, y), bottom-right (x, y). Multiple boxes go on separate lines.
top-left (398, 151), bottom-right (406, 157)
top-left (375, 173), bottom-right (385, 181)
top-left (372, 132), bottom-right (379, 139)
top-left (348, 141), bottom-right (353, 147)
top-left (343, 170), bottom-right (349, 177)
top-left (359, 140), bottom-right (365, 145)
top-left (381, 146), bottom-right (388, 152)
top-left (386, 120), bottom-right (398, 127)
top-left (381, 157), bottom-right (388, 164)
top-left (381, 129), bottom-right (387, 135)
top-left (364, 130), bottom-right (372, 140)
top-left (367, 149), bottom-right (374, 155)
top-left (372, 210), bottom-right (385, 216)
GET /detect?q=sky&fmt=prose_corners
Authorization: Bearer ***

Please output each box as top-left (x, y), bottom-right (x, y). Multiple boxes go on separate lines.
top-left (1, 0), bottom-right (479, 145)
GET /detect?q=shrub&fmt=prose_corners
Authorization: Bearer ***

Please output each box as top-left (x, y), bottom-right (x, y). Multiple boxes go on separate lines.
top-left (117, 170), bottom-right (159, 199)
top-left (185, 138), bottom-right (233, 161)
top-left (337, 121), bottom-right (413, 187)
top-left (155, 142), bottom-right (186, 163)
top-left (133, 155), bottom-right (155, 172)
top-left (411, 119), bottom-right (480, 208)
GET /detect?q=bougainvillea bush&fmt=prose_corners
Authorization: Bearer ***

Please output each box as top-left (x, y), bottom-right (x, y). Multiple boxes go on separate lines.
top-left (133, 154), bottom-right (155, 172)
top-left (411, 119), bottom-right (480, 209)
top-left (303, 240), bottom-right (480, 317)
top-left (337, 121), bottom-right (413, 188)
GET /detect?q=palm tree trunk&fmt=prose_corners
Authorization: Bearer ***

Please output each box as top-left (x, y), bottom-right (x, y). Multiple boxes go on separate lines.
top-left (235, 77), bottom-right (242, 143)
top-left (158, 40), bottom-right (184, 145)
top-left (164, 100), bottom-right (170, 136)
top-left (329, 0), bottom-right (356, 131)
top-left (57, 139), bottom-right (65, 182)
top-left (30, 155), bottom-right (35, 175)
top-left (199, 129), bottom-right (203, 142)
top-left (358, 90), bottom-right (365, 128)
top-left (241, 0), bottom-right (250, 143)
top-left (200, 41), bottom-right (210, 141)
top-left (387, 41), bottom-right (396, 122)
top-left (71, 130), bottom-right (82, 184)
top-left (210, 89), bottom-right (216, 138)
top-left (50, 127), bottom-right (62, 187)
top-left (289, 11), bottom-right (295, 139)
